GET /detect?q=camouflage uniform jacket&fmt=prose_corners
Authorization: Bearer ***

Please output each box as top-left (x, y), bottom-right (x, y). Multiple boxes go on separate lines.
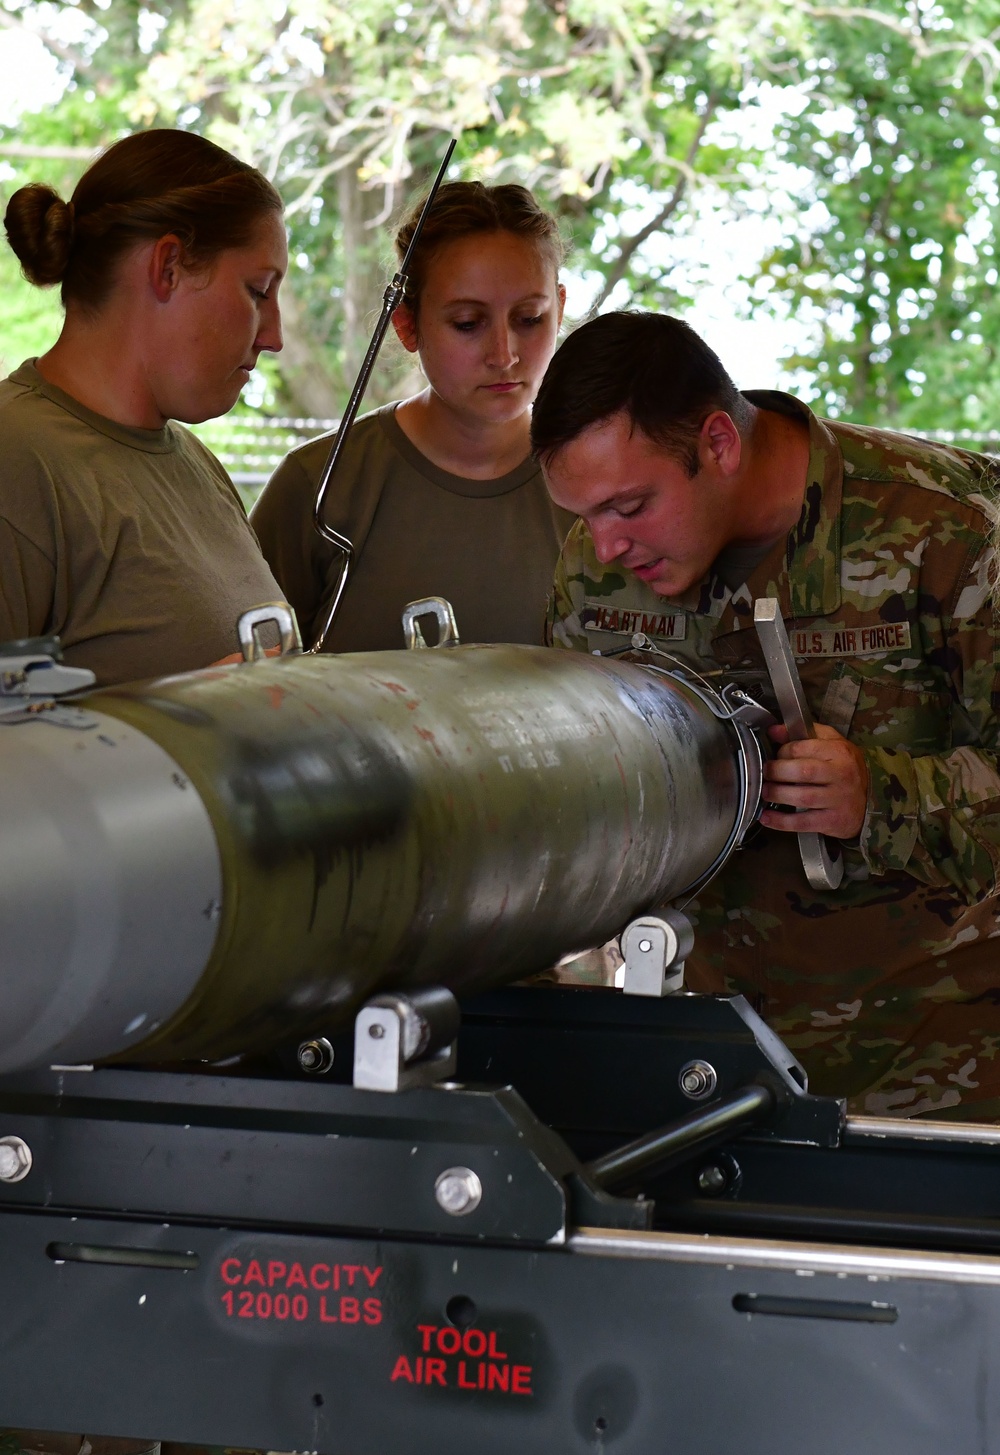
top-left (548, 390), bottom-right (1000, 1118)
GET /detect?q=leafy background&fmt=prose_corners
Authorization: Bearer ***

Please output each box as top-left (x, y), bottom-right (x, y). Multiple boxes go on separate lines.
top-left (3, 0), bottom-right (1000, 463)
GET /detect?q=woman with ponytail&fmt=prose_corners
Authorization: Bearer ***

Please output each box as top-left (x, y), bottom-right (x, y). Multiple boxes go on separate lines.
top-left (1, 128), bottom-right (287, 685)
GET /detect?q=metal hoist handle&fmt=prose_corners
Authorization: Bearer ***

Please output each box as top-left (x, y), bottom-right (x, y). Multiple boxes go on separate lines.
top-left (401, 598), bottom-right (461, 650)
top-left (237, 602), bottom-right (303, 663)
top-left (753, 598), bottom-right (844, 892)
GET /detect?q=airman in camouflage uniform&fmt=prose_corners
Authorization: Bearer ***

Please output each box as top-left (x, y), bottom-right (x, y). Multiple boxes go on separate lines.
top-left (535, 314), bottom-right (1000, 1119)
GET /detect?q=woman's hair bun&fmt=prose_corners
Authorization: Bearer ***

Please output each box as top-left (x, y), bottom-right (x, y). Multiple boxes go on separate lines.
top-left (3, 183), bottom-right (75, 286)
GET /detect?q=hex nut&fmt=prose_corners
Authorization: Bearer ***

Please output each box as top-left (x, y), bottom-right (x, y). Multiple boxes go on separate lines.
top-left (0, 1135), bottom-right (32, 1183)
top-left (434, 1166), bottom-right (483, 1217)
top-left (297, 1038), bottom-right (335, 1075)
top-left (679, 1059), bottom-right (718, 1100)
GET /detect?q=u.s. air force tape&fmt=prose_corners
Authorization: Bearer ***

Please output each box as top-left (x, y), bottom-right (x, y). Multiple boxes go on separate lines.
top-left (582, 603), bottom-right (687, 641)
top-left (791, 623), bottom-right (912, 658)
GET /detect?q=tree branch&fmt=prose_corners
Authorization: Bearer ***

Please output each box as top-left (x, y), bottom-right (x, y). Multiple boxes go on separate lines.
top-left (802, 6), bottom-right (931, 57)
top-left (0, 8), bottom-right (97, 79)
top-left (0, 142), bottom-right (99, 160)
top-left (590, 97), bottom-right (718, 312)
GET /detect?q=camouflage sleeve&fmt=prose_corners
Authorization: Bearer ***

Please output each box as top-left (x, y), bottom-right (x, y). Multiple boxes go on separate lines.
top-left (859, 541), bottom-right (1000, 902)
top-left (546, 519), bottom-right (591, 653)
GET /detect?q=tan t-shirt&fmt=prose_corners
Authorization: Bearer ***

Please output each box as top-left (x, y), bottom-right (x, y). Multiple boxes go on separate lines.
top-left (0, 360), bottom-right (283, 686)
top-left (251, 404), bottom-right (577, 652)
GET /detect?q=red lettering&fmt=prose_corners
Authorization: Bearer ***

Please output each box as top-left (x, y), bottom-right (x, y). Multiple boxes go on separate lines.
top-left (220, 1259), bottom-right (242, 1286)
top-left (512, 1365), bottom-right (533, 1396)
top-left (244, 1260), bottom-right (265, 1287)
top-left (363, 1298), bottom-right (382, 1326)
top-left (256, 1292), bottom-right (272, 1319)
top-left (893, 624), bottom-right (905, 645)
top-left (812, 632), bottom-right (822, 652)
top-left (463, 1329), bottom-right (487, 1358)
top-left (487, 1364), bottom-right (510, 1393)
top-left (795, 632), bottom-right (807, 654)
top-left (425, 1358), bottom-right (447, 1388)
top-left (340, 1297), bottom-right (361, 1324)
top-left (267, 1261), bottom-right (286, 1288)
top-left (391, 1356), bottom-right (415, 1384)
top-left (487, 1332), bottom-right (508, 1360)
top-left (363, 1266), bottom-right (383, 1289)
top-left (458, 1360), bottom-right (477, 1390)
top-left (607, 610), bottom-right (620, 631)
top-left (292, 1294), bottom-right (309, 1322)
top-left (273, 1293), bottom-right (290, 1320)
top-left (220, 1289), bottom-right (234, 1316)
top-left (437, 1327), bottom-right (462, 1356)
top-left (343, 1264), bottom-right (360, 1288)
top-left (310, 1264), bottom-right (330, 1291)
top-left (238, 1290), bottom-right (254, 1318)
top-left (333, 1265), bottom-right (341, 1291)
top-left (287, 1262), bottom-right (308, 1290)
top-left (846, 630), bottom-right (857, 652)
top-left (319, 1296), bottom-right (338, 1323)
top-left (417, 1325), bottom-right (437, 1353)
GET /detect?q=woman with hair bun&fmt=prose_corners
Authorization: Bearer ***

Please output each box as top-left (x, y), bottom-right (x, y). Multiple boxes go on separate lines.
top-left (0, 128), bottom-right (287, 685)
top-left (251, 181), bottom-right (575, 651)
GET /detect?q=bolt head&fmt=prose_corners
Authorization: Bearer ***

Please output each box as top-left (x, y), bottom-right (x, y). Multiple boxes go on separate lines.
top-left (434, 1166), bottom-right (483, 1217)
top-left (368, 1023), bottom-right (385, 1040)
top-left (698, 1164), bottom-right (727, 1195)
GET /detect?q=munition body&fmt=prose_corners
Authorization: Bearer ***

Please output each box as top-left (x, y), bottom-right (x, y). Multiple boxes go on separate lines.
top-left (0, 646), bottom-right (761, 1071)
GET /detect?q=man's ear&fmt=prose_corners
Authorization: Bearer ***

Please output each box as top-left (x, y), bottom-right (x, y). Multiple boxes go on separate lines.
top-left (392, 303), bottom-right (420, 354)
top-left (148, 234), bottom-right (186, 303)
top-left (700, 410), bottom-right (742, 476)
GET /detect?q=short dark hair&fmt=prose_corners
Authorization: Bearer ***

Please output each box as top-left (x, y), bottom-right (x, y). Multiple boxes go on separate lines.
top-left (530, 311), bottom-right (752, 476)
top-left (4, 129), bottom-right (282, 312)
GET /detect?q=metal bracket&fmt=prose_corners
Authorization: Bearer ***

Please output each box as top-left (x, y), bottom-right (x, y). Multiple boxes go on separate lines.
top-left (0, 653), bottom-right (95, 701)
top-left (620, 911), bottom-right (693, 997)
top-left (237, 602), bottom-right (303, 663)
top-left (402, 597), bottom-right (461, 650)
top-left (353, 986), bottom-right (460, 1092)
top-left (0, 646), bottom-right (97, 726)
top-left (753, 598), bottom-right (844, 892)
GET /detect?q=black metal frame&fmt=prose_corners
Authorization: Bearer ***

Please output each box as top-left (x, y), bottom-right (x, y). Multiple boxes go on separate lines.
top-left (3, 988), bottom-right (1000, 1452)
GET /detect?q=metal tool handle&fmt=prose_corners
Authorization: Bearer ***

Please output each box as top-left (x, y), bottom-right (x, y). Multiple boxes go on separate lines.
top-left (309, 137), bottom-right (458, 655)
top-left (753, 598), bottom-right (844, 891)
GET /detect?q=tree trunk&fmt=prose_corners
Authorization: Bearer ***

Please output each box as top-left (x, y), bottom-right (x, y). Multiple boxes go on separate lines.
top-left (336, 162), bottom-right (392, 387)
top-left (272, 276), bottom-right (342, 419)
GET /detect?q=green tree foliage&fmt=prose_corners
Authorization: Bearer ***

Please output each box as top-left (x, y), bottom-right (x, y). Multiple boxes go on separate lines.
top-left (760, 2), bottom-right (1000, 426)
top-left (1, 0), bottom-right (999, 430)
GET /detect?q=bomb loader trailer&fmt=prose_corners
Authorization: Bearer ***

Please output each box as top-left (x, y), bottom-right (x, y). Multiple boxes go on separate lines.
top-left (0, 603), bottom-right (996, 1455)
